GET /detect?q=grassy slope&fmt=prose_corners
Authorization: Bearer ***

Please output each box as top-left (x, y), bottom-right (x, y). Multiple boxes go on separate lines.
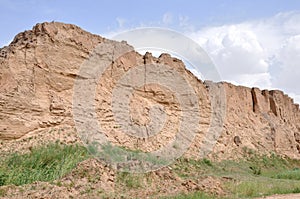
top-left (0, 142), bottom-right (89, 186)
top-left (0, 143), bottom-right (300, 198)
top-left (166, 149), bottom-right (300, 198)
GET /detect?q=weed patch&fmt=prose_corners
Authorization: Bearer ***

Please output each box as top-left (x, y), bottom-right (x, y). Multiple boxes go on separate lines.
top-left (0, 143), bottom-right (89, 186)
top-left (117, 172), bottom-right (143, 189)
top-left (160, 191), bottom-right (218, 199)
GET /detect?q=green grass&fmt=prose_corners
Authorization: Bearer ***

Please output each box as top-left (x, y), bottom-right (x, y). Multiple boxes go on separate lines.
top-left (1, 143), bottom-right (300, 199)
top-left (0, 143), bottom-right (89, 186)
top-left (117, 172), bottom-right (143, 189)
top-left (227, 177), bottom-right (300, 198)
top-left (88, 142), bottom-right (168, 171)
top-left (273, 168), bottom-right (300, 180)
top-left (171, 150), bottom-right (300, 199)
top-left (160, 191), bottom-right (218, 199)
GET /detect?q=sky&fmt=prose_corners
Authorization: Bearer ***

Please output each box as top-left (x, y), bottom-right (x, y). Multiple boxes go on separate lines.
top-left (1, 0), bottom-right (300, 104)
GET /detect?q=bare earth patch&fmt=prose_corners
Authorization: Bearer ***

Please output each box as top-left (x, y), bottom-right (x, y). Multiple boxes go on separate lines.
top-left (257, 193), bottom-right (300, 199)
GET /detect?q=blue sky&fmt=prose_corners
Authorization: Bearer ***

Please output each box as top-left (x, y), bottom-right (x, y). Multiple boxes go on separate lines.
top-left (1, 0), bottom-right (300, 103)
top-left (1, 0), bottom-right (300, 46)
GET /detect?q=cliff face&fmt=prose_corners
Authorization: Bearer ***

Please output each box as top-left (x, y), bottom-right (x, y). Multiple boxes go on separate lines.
top-left (0, 22), bottom-right (299, 160)
top-left (212, 83), bottom-right (300, 159)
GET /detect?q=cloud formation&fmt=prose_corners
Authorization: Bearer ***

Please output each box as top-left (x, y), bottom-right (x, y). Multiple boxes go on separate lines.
top-left (109, 12), bottom-right (300, 104)
top-left (162, 12), bottom-right (173, 25)
top-left (189, 12), bottom-right (300, 104)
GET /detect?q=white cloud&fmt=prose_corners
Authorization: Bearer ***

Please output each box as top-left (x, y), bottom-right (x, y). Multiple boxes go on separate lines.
top-left (106, 12), bottom-right (300, 104)
top-left (190, 24), bottom-right (271, 89)
top-left (273, 35), bottom-right (300, 94)
top-left (162, 12), bottom-right (173, 25)
top-left (116, 17), bottom-right (126, 29)
top-left (179, 15), bottom-right (193, 31)
top-left (188, 12), bottom-right (300, 104)
top-left (289, 93), bottom-right (300, 105)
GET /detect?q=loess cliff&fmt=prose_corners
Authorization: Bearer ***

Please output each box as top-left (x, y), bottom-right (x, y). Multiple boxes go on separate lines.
top-left (0, 22), bottom-right (299, 160)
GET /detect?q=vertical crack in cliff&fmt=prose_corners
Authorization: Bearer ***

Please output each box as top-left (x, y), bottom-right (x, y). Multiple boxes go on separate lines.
top-left (251, 88), bottom-right (258, 113)
top-left (111, 43), bottom-right (115, 78)
top-left (143, 55), bottom-right (149, 138)
top-left (269, 91), bottom-right (278, 116)
top-left (143, 54), bottom-right (147, 92)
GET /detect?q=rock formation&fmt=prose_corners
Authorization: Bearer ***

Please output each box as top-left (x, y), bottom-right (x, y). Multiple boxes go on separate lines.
top-left (0, 22), bottom-right (299, 160)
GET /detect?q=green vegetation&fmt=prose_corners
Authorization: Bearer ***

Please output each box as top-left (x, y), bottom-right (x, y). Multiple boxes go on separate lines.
top-left (0, 143), bottom-right (89, 186)
top-left (88, 142), bottom-right (168, 171)
top-left (161, 191), bottom-right (217, 199)
top-left (170, 149), bottom-right (300, 199)
top-left (274, 168), bottom-right (300, 180)
top-left (113, 149), bottom-right (300, 198)
top-left (1, 143), bottom-right (300, 199)
top-left (228, 178), bottom-right (300, 198)
top-left (117, 172), bottom-right (143, 188)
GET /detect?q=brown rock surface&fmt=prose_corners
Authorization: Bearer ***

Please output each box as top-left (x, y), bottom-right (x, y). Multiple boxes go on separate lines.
top-left (211, 83), bottom-right (300, 160)
top-left (0, 21), bottom-right (299, 161)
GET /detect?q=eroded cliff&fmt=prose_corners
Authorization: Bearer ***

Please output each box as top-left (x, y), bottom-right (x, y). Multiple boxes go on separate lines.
top-left (0, 22), bottom-right (299, 160)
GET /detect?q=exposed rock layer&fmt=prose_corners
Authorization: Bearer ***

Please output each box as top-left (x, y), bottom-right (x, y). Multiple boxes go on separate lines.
top-left (0, 22), bottom-right (299, 160)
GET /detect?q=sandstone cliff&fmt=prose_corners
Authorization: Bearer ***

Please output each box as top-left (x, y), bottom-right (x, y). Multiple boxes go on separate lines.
top-left (0, 22), bottom-right (299, 160)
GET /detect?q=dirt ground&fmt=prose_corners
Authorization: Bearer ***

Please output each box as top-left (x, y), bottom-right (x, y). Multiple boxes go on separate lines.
top-left (257, 193), bottom-right (300, 199)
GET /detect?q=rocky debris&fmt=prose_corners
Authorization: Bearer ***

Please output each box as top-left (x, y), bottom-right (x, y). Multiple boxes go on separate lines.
top-left (0, 21), bottom-right (299, 162)
top-left (181, 177), bottom-right (224, 195)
